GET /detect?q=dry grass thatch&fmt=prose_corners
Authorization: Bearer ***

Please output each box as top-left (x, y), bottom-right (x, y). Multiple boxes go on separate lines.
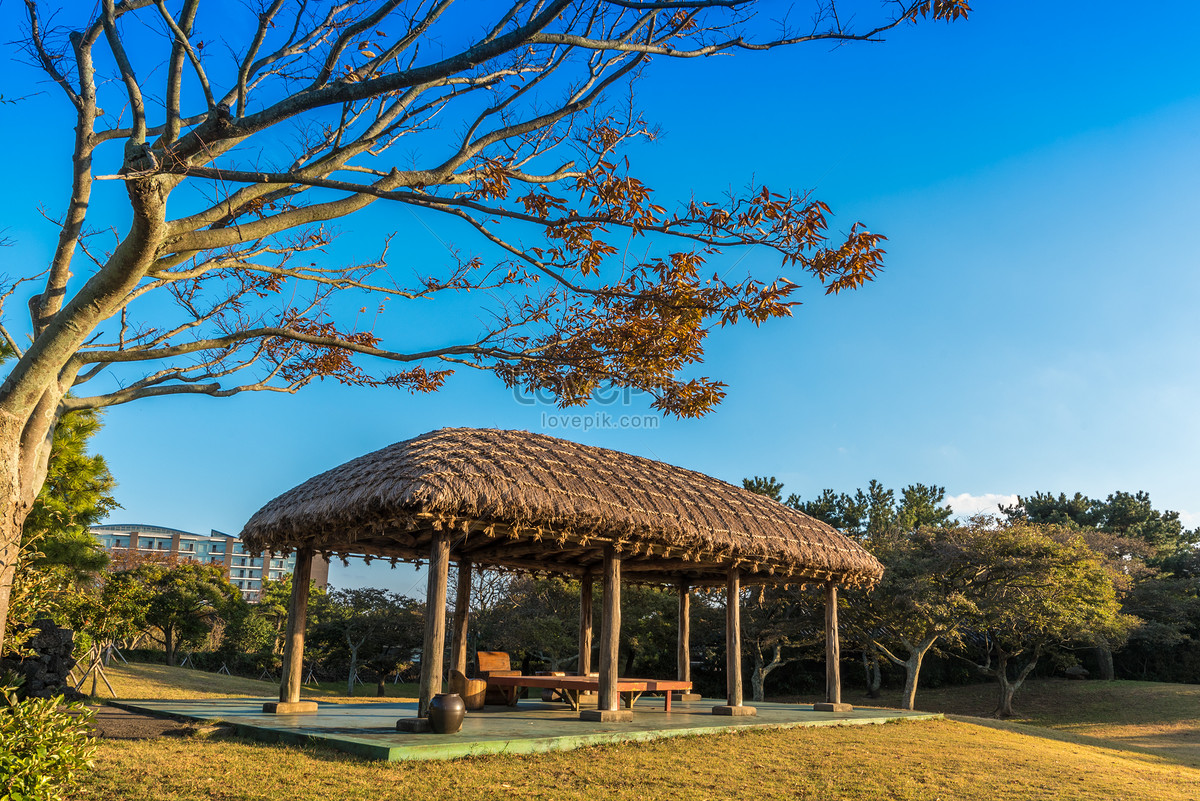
top-left (241, 428), bottom-right (883, 586)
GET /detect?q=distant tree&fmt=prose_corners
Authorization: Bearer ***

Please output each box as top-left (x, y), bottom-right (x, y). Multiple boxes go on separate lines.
top-left (741, 478), bottom-right (824, 699)
top-left (249, 575), bottom-right (326, 656)
top-left (740, 585), bottom-right (823, 702)
top-left (476, 576), bottom-right (581, 672)
top-left (359, 596), bottom-right (423, 695)
top-left (789, 488), bottom-right (856, 531)
top-left (786, 477), bottom-right (956, 704)
top-left (253, 576), bottom-right (294, 655)
top-left (742, 477), bottom-right (785, 503)
top-left (789, 479), bottom-right (941, 539)
top-left (895, 483), bottom-right (954, 531)
top-left (132, 562), bottom-right (243, 666)
top-left (957, 521), bottom-right (1133, 717)
top-left (1002, 490), bottom-right (1199, 679)
top-left (1001, 491), bottom-right (1098, 529)
top-left (1114, 548), bottom-right (1200, 682)
top-left (841, 525), bottom-right (977, 710)
top-left (63, 569), bottom-right (154, 691)
top-left (1001, 491), bottom-right (1198, 559)
top-left (311, 587), bottom-right (422, 696)
top-left (219, 605), bottom-right (276, 665)
top-left (618, 584), bottom-right (677, 677)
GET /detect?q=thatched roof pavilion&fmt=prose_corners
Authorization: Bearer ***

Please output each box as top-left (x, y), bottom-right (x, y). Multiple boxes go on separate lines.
top-left (243, 427), bottom-right (882, 587)
top-left (245, 428), bottom-right (877, 723)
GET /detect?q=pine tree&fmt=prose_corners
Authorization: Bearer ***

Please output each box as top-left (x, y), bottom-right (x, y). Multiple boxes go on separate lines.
top-left (21, 408), bottom-right (118, 577)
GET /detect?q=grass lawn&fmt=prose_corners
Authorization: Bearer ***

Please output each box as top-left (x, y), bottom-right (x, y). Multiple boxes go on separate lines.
top-left (85, 666), bottom-right (1200, 800)
top-left (98, 662), bottom-right (419, 703)
top-left (917, 679), bottom-right (1200, 769)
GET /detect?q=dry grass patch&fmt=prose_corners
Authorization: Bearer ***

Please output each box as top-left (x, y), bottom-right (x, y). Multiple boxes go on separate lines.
top-left (913, 679), bottom-right (1200, 769)
top-left (88, 666), bottom-right (1199, 800)
top-left (86, 718), bottom-right (1200, 801)
top-left (97, 662), bottom-right (418, 703)
top-left (780, 678), bottom-right (1200, 770)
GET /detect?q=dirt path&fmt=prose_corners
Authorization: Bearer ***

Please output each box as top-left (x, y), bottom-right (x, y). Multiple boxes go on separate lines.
top-left (89, 705), bottom-right (204, 740)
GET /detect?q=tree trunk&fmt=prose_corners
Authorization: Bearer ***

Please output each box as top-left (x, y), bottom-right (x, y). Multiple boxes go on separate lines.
top-left (861, 648), bottom-right (882, 699)
top-left (0, 419), bottom-right (46, 656)
top-left (900, 651), bottom-right (924, 711)
top-left (0, 545), bottom-right (17, 657)
top-left (623, 646), bottom-right (637, 676)
top-left (1096, 640), bottom-right (1115, 681)
top-left (989, 647), bottom-right (1039, 718)
top-left (164, 627), bottom-right (176, 667)
top-left (751, 643), bottom-right (787, 702)
top-left (751, 649), bottom-right (766, 703)
top-left (347, 644), bottom-right (359, 696)
top-left (377, 674), bottom-right (387, 697)
top-left (995, 659), bottom-right (1015, 717)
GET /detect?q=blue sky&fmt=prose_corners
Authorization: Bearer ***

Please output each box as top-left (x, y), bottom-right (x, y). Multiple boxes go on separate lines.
top-left (3, 2), bottom-right (1198, 595)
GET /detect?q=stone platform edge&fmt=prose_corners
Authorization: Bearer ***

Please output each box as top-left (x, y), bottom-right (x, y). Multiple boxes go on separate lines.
top-left (109, 700), bottom-right (944, 762)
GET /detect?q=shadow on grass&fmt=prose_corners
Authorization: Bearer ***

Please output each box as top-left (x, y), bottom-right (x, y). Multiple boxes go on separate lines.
top-left (945, 714), bottom-right (1200, 770)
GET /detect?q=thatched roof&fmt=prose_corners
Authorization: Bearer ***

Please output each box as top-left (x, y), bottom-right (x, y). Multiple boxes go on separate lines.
top-left (241, 428), bottom-right (883, 587)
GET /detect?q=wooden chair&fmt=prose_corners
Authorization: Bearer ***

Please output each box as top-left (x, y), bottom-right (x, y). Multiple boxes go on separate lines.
top-left (476, 651), bottom-right (521, 705)
top-left (448, 669), bottom-right (487, 710)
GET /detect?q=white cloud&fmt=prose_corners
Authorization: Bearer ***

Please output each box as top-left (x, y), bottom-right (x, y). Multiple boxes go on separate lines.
top-left (1178, 510), bottom-right (1199, 529)
top-left (946, 492), bottom-right (1019, 519)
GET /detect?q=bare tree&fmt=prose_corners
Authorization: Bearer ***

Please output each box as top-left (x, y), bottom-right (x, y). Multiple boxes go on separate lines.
top-left (0, 0), bottom-right (971, 651)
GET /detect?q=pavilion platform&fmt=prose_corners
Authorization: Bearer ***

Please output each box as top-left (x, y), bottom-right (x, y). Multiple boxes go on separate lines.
top-left (111, 696), bottom-right (942, 761)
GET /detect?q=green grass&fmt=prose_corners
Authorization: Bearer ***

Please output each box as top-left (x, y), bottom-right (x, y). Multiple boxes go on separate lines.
top-left (85, 666), bottom-right (1200, 800)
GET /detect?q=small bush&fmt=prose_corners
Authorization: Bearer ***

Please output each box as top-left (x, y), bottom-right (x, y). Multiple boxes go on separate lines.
top-left (0, 681), bottom-right (96, 801)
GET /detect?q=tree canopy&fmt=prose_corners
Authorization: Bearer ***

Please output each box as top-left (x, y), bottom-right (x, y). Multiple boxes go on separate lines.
top-left (132, 562), bottom-right (244, 666)
top-left (21, 409), bottom-right (117, 577)
top-left (0, 0), bottom-right (972, 652)
top-left (954, 520), bottom-right (1132, 716)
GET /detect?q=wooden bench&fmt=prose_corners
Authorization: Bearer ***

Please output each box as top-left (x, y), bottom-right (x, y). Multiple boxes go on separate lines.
top-left (475, 651), bottom-right (521, 705)
top-left (484, 675), bottom-right (693, 712)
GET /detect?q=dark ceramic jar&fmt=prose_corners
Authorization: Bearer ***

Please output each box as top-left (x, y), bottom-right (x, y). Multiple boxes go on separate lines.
top-left (428, 692), bottom-right (466, 734)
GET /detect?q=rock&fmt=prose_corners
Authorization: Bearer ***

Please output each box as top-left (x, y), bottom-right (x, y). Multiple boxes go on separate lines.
top-left (1065, 665), bottom-right (1090, 680)
top-left (0, 618), bottom-right (86, 701)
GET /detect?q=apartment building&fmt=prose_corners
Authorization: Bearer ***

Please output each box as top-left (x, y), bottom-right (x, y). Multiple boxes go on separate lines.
top-left (90, 523), bottom-right (330, 601)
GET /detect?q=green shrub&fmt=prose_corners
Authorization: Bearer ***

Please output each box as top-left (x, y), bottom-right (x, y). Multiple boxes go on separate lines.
top-left (0, 681), bottom-right (96, 801)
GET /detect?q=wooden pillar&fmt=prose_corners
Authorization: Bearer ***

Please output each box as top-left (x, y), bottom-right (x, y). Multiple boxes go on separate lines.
top-left (264, 547), bottom-right (317, 713)
top-left (712, 566), bottom-right (755, 716)
top-left (725, 567), bottom-right (742, 706)
top-left (580, 545), bottom-right (631, 721)
top-left (825, 581), bottom-right (841, 703)
top-left (814, 580), bottom-right (852, 712)
top-left (418, 532), bottom-right (451, 718)
top-left (578, 571), bottom-right (593, 676)
top-left (676, 578), bottom-right (690, 683)
top-left (598, 547), bottom-right (620, 710)
top-left (450, 559), bottom-right (472, 677)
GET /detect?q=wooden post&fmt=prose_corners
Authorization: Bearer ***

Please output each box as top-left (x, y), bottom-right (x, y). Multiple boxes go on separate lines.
top-left (726, 568), bottom-right (742, 706)
top-left (418, 532), bottom-right (451, 718)
top-left (578, 571), bottom-right (593, 676)
top-left (263, 547), bottom-right (317, 713)
top-left (825, 581), bottom-right (841, 703)
top-left (580, 545), bottom-right (632, 721)
top-left (814, 580), bottom-right (852, 712)
top-left (676, 578), bottom-right (690, 683)
top-left (712, 566), bottom-right (755, 716)
top-left (450, 560), bottom-right (472, 677)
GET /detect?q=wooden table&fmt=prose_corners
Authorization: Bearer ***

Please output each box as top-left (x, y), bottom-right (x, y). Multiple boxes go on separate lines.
top-left (485, 675), bottom-right (693, 712)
